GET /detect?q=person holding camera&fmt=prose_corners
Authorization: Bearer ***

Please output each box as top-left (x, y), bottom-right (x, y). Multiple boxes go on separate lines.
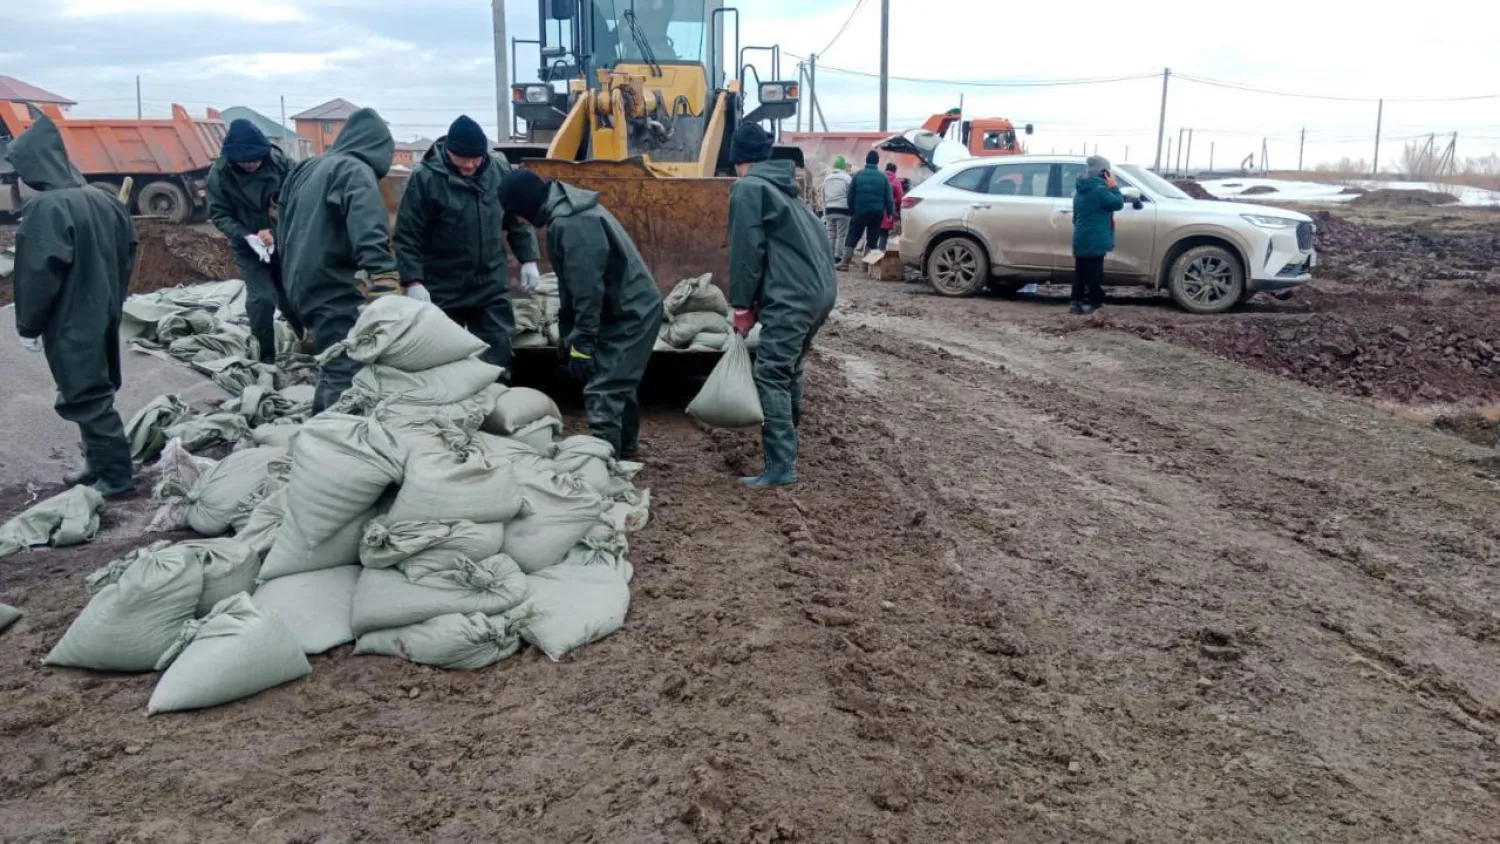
top-left (1070, 155), bottom-right (1125, 316)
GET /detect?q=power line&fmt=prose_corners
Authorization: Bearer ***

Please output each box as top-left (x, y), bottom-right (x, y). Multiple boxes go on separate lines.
top-left (785, 56), bottom-right (1160, 89)
top-left (1175, 73), bottom-right (1500, 104)
top-left (816, 0), bottom-right (869, 58)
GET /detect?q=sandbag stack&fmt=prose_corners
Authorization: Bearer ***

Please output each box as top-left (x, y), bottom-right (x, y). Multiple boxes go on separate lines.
top-left (656, 273), bottom-right (733, 351)
top-left (43, 291), bottom-right (652, 714)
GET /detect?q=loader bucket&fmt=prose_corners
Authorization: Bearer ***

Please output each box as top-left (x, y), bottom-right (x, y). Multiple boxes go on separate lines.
top-left (521, 157), bottom-right (732, 297)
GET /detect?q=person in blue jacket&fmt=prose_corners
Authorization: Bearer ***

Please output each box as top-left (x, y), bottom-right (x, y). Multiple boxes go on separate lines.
top-left (1070, 155), bottom-right (1125, 315)
top-left (837, 149), bottom-right (893, 270)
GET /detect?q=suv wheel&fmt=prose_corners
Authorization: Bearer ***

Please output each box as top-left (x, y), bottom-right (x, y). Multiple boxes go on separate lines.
top-left (1167, 245), bottom-right (1244, 315)
top-left (926, 237), bottom-right (989, 297)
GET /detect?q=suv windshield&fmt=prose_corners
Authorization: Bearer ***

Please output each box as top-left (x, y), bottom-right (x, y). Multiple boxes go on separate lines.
top-left (1118, 164), bottom-right (1192, 200)
top-left (589, 0), bottom-right (708, 66)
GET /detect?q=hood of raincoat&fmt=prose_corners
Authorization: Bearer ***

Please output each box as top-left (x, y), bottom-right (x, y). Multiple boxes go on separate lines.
top-left (744, 160), bottom-right (799, 198)
top-left (5, 115), bottom-right (85, 192)
top-left (328, 108), bottom-right (395, 179)
top-left (538, 180), bottom-right (600, 225)
top-left (222, 118), bottom-right (273, 163)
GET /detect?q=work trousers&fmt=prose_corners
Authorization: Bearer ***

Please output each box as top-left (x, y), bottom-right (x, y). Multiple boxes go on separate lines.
top-left (823, 211), bottom-right (849, 263)
top-left (43, 319), bottom-right (132, 488)
top-left (440, 296), bottom-right (515, 381)
top-left (307, 304), bottom-right (361, 414)
top-left (1072, 255), bottom-right (1106, 307)
top-left (584, 308), bottom-right (663, 459)
top-left (844, 212), bottom-right (885, 260)
top-left (751, 295), bottom-right (836, 481)
top-left (238, 256), bottom-right (305, 364)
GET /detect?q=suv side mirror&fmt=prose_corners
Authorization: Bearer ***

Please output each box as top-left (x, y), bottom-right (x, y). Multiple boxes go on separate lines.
top-left (1120, 186), bottom-right (1145, 209)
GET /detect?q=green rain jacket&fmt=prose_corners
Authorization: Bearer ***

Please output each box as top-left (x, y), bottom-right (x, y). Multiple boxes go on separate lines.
top-left (537, 181), bottom-right (661, 348)
top-left (1072, 174), bottom-right (1125, 258)
top-left (728, 160), bottom-right (837, 325)
top-left (277, 108), bottom-right (397, 322)
top-left (392, 139), bottom-right (540, 308)
top-left (207, 145), bottom-right (291, 263)
top-left (7, 115), bottom-right (137, 363)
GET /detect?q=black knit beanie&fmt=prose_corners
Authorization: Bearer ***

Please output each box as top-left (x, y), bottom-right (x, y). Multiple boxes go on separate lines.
top-left (500, 168), bottom-right (551, 223)
top-left (446, 115), bottom-right (489, 157)
top-left (729, 122), bottom-right (773, 166)
top-left (865, 149), bottom-right (880, 166)
top-left (223, 119), bottom-right (272, 163)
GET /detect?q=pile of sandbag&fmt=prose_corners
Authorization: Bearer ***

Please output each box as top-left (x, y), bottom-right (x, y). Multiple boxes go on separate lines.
top-left (512, 272), bottom-right (562, 349)
top-left (44, 294), bottom-right (652, 714)
top-left (656, 273), bottom-right (733, 351)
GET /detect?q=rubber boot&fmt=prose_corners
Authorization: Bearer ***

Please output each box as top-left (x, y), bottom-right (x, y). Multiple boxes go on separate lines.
top-left (741, 395), bottom-right (799, 488)
top-left (63, 441), bottom-right (98, 486)
top-left (1068, 301), bottom-right (1085, 315)
top-left (88, 431), bottom-right (136, 500)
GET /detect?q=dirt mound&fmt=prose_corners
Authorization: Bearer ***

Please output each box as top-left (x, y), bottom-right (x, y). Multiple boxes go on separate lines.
top-left (1240, 185), bottom-right (1279, 195)
top-left (1351, 188), bottom-right (1459, 208)
top-left (132, 221), bottom-right (236, 293)
top-left (1433, 410), bottom-right (1496, 446)
top-left (1310, 210), bottom-right (1500, 288)
top-left (1339, 186), bottom-right (1368, 195)
top-left (1173, 179), bottom-right (1218, 200)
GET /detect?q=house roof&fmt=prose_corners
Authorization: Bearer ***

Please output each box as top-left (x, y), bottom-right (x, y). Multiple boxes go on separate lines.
top-left (219, 106), bottom-right (296, 139)
top-left (290, 98), bottom-right (360, 121)
top-left (0, 75), bottom-right (75, 106)
top-left (394, 138), bottom-right (434, 152)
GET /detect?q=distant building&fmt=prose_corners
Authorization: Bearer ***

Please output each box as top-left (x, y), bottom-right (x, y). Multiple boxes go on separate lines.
top-left (219, 106), bottom-right (313, 160)
top-left (0, 75), bottom-right (75, 111)
top-left (393, 139), bottom-right (434, 167)
top-left (290, 98), bottom-right (360, 155)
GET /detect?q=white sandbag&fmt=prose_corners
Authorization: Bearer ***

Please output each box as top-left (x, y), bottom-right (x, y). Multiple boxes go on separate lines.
top-left (663, 273), bottom-right (730, 318)
top-left (603, 488), bottom-right (653, 534)
top-left (181, 538), bottom-right (261, 616)
top-left (0, 603), bottom-right (23, 634)
top-left (563, 524), bottom-right (634, 583)
top-left (519, 564), bottom-right (631, 661)
top-left (250, 424), bottom-right (301, 449)
top-left (476, 431), bottom-right (557, 466)
top-left (550, 435), bottom-right (635, 498)
top-left (663, 311), bottom-right (730, 348)
top-left (164, 412), bottom-right (252, 453)
top-left (46, 542), bottom-right (204, 671)
top-left (388, 427), bottom-right (524, 525)
top-left (0, 486), bottom-right (107, 558)
top-left (125, 394), bottom-right (192, 461)
top-left (687, 333), bottom-right (764, 428)
top-left (236, 487), bottom-right (286, 560)
top-left (502, 472), bottom-right (607, 574)
top-left (185, 446), bottom-right (288, 536)
top-left (278, 414), bottom-right (404, 549)
top-left (252, 565), bottom-right (360, 654)
top-left (359, 517), bottom-right (506, 570)
top-left (258, 505), bottom-right (375, 580)
top-left (483, 387), bottom-right (561, 435)
top-left (686, 332), bottom-right (729, 352)
top-left (512, 416), bottom-right (563, 451)
top-left (351, 554), bottom-right (531, 635)
top-left (349, 357), bottom-right (501, 407)
top-left (331, 295), bottom-right (488, 371)
top-left (354, 611), bottom-right (524, 670)
top-left (149, 593), bottom-right (311, 715)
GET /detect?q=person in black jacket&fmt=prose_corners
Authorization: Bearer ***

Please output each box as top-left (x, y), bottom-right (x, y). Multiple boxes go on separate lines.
top-left (207, 118), bottom-right (304, 363)
top-left (837, 149), bottom-right (893, 270)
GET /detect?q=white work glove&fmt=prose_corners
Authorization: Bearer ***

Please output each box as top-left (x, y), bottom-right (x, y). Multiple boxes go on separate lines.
top-left (404, 282), bottom-right (432, 303)
top-left (520, 262), bottom-right (543, 294)
top-left (244, 233), bottom-right (273, 264)
top-left (19, 336), bottom-right (43, 353)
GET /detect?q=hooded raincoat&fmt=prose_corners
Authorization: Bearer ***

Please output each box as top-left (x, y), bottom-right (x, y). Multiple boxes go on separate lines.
top-left (6, 115), bottom-right (139, 488)
top-left (538, 181), bottom-right (662, 457)
top-left (728, 159), bottom-right (837, 482)
top-left (392, 138), bottom-right (541, 375)
top-left (206, 124), bottom-right (303, 362)
top-left (277, 108), bottom-right (397, 411)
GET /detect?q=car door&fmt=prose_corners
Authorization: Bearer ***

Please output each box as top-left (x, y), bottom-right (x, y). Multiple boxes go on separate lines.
top-left (1057, 162), bottom-right (1158, 281)
top-left (963, 160), bottom-right (1060, 270)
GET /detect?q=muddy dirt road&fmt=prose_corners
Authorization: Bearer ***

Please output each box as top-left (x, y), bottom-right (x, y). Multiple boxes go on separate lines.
top-left (4, 271), bottom-right (1500, 841)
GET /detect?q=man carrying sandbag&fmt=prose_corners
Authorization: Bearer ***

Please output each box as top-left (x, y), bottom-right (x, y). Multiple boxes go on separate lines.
top-left (498, 168), bottom-right (662, 460)
top-left (207, 118), bottom-right (305, 364)
top-left (278, 107), bottom-right (400, 413)
top-left (726, 122), bottom-right (837, 488)
top-left (392, 115), bottom-right (543, 381)
top-left (6, 115), bottom-right (139, 497)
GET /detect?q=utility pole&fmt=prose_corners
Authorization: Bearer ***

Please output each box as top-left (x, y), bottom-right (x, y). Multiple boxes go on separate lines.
top-left (135, 76), bottom-right (142, 119)
top-left (1298, 127), bottom-right (1305, 171)
top-left (1210, 141), bottom-right (1215, 171)
top-left (1153, 68), bottom-right (1171, 170)
top-left (1261, 138), bottom-right (1270, 173)
top-left (878, 0), bottom-right (890, 131)
top-left (809, 53), bottom-right (818, 131)
top-left (1185, 128), bottom-right (1193, 174)
top-left (280, 96), bottom-right (287, 152)
top-left (1165, 138), bottom-right (1172, 175)
top-left (1372, 98), bottom-right (1384, 178)
top-left (492, 0), bottom-right (510, 142)
top-left (1124, 145), bottom-right (1130, 161)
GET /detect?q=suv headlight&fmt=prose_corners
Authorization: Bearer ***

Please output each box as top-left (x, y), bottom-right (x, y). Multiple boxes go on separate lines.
top-left (1241, 214), bottom-right (1298, 229)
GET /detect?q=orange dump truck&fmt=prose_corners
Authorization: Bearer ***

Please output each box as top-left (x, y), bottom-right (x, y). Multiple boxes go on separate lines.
top-left (0, 102), bottom-right (227, 222)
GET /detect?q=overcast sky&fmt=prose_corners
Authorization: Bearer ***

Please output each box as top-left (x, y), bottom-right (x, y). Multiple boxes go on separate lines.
top-left (7, 0), bottom-right (1500, 171)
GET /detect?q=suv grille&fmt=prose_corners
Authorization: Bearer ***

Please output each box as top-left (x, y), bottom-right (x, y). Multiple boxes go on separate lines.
top-left (1296, 221), bottom-right (1314, 251)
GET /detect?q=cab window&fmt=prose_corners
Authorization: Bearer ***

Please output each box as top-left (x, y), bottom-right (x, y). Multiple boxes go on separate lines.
top-left (986, 162), bottom-right (1052, 198)
top-left (944, 166), bottom-right (991, 193)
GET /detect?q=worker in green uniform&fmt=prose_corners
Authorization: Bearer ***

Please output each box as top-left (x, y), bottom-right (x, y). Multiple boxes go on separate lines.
top-left (7, 115), bottom-right (139, 497)
top-left (726, 122), bottom-right (838, 488)
top-left (393, 115), bottom-right (542, 380)
top-left (498, 168), bottom-right (662, 460)
top-left (207, 118), bottom-right (304, 363)
top-left (277, 107), bottom-right (400, 413)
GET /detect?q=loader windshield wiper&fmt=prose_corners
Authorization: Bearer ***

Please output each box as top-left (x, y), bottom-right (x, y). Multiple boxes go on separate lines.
top-left (622, 9), bottom-right (663, 77)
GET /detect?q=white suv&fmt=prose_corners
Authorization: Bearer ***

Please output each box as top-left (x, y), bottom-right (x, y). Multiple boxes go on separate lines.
top-left (898, 155), bottom-right (1316, 314)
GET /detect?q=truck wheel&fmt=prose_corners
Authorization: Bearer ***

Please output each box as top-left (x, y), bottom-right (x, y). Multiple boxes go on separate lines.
top-left (926, 236), bottom-right (989, 297)
top-left (1167, 245), bottom-right (1244, 315)
top-left (138, 181), bottom-right (190, 224)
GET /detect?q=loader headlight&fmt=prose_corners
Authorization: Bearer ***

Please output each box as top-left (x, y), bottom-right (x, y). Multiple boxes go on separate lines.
top-left (514, 84), bottom-right (552, 105)
top-left (759, 82), bottom-right (799, 103)
top-left (1241, 214), bottom-right (1298, 229)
